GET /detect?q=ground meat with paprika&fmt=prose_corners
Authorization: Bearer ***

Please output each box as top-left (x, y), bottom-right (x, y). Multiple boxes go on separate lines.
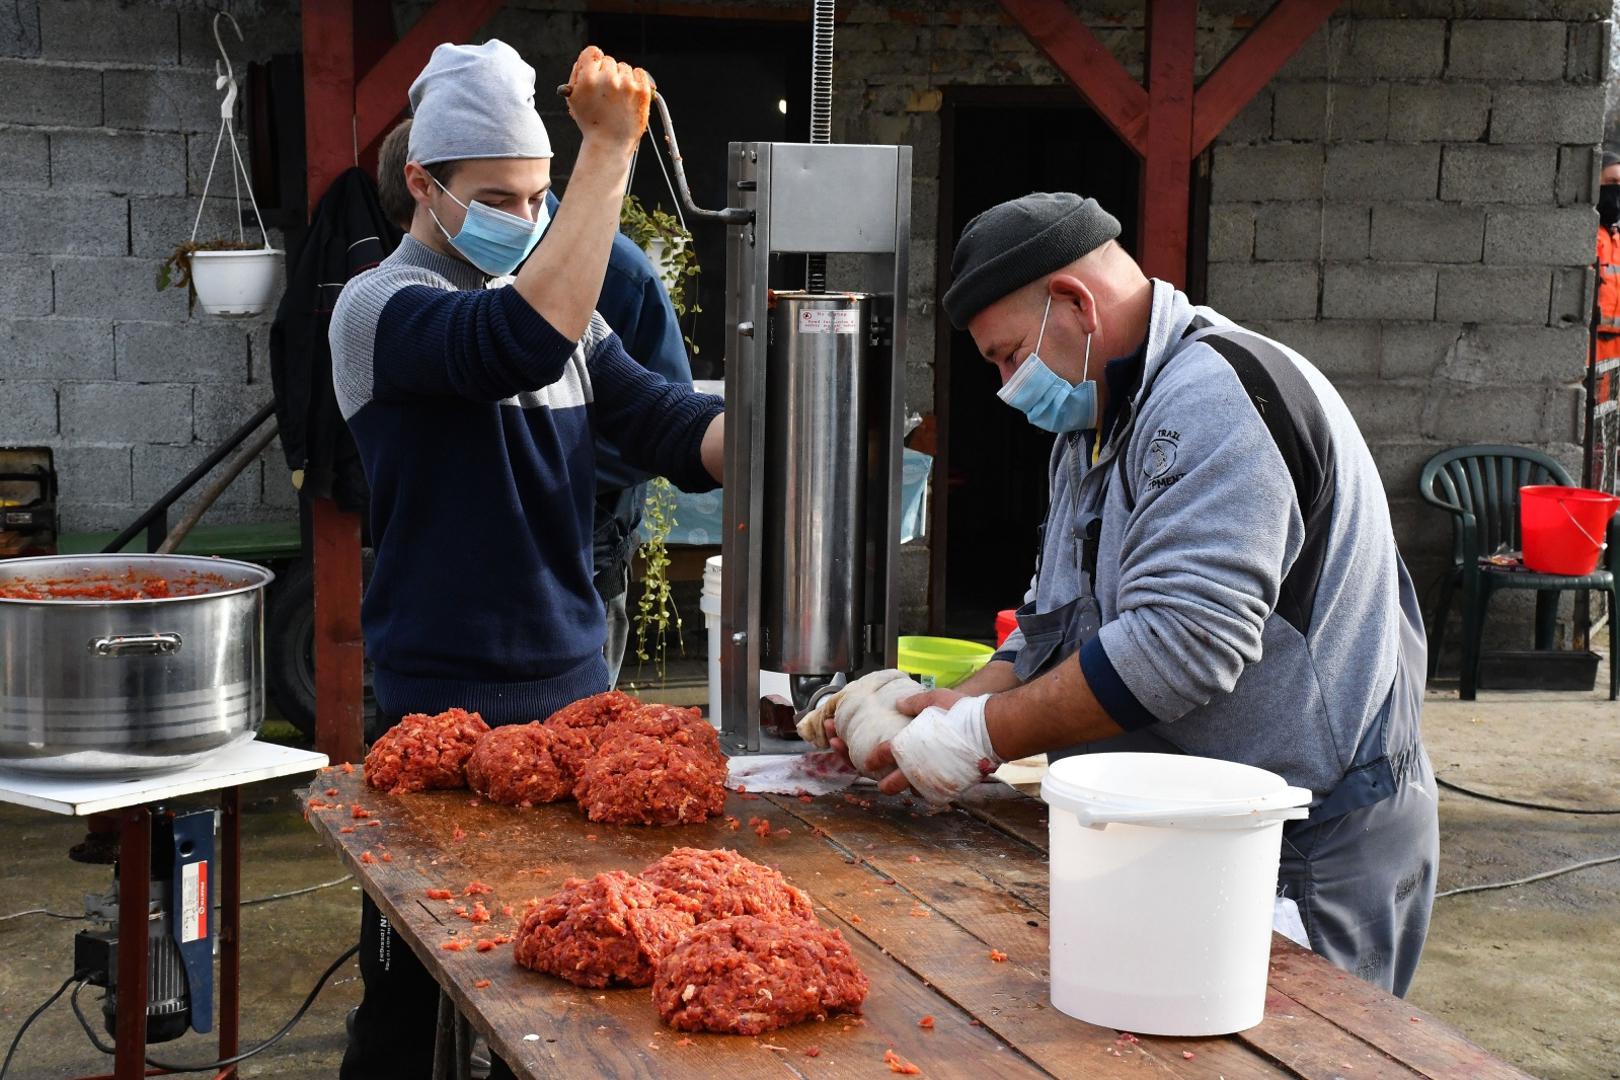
top-left (364, 708), bottom-right (490, 795)
top-left (464, 722), bottom-right (571, 806)
top-left (572, 736), bottom-right (728, 826)
top-left (639, 848), bottom-right (815, 926)
top-left (606, 704), bottom-right (722, 761)
top-left (513, 871), bottom-right (699, 988)
top-left (541, 690), bottom-right (641, 778)
top-left (652, 915), bottom-right (869, 1035)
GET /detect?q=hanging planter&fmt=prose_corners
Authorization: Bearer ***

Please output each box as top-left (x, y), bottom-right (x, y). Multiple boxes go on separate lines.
top-left (157, 13), bottom-right (281, 318)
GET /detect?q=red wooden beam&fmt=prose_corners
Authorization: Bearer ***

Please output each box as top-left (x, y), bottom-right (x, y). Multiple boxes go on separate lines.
top-left (1138, 0), bottom-right (1196, 286)
top-left (354, 0), bottom-right (505, 155)
top-left (998, 0), bottom-right (1148, 156)
top-left (302, 0), bottom-right (365, 767)
top-left (1192, 0), bottom-right (1343, 155)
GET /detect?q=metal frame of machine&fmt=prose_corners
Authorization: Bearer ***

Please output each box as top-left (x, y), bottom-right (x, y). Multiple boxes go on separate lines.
top-left (718, 141), bottom-right (913, 752)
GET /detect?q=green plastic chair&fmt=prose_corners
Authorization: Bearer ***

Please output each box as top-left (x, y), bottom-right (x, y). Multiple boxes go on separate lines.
top-left (1419, 445), bottom-right (1619, 701)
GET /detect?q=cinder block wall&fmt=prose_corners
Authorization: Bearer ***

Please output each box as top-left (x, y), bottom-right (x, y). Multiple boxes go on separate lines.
top-left (1207, 4), bottom-right (1611, 627)
top-left (0, 0), bottom-right (297, 535)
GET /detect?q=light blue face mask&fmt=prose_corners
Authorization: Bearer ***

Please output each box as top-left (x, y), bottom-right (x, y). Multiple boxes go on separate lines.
top-left (428, 174), bottom-right (550, 277)
top-left (996, 294), bottom-right (1097, 434)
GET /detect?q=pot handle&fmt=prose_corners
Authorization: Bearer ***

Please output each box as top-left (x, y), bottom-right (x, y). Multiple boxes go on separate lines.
top-left (91, 633), bottom-right (183, 657)
top-left (1073, 786), bottom-right (1314, 829)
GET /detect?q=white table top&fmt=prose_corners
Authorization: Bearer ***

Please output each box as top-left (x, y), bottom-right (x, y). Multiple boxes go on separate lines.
top-left (0, 740), bottom-right (329, 816)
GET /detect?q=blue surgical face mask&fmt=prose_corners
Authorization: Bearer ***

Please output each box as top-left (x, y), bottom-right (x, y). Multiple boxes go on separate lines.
top-left (428, 174), bottom-right (550, 277)
top-left (996, 295), bottom-right (1097, 433)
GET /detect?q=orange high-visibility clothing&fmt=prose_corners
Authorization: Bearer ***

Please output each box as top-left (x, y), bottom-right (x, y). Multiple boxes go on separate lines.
top-left (1597, 226), bottom-right (1620, 369)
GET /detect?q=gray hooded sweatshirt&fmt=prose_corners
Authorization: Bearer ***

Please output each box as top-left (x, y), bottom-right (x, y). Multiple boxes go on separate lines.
top-left (997, 280), bottom-right (1425, 801)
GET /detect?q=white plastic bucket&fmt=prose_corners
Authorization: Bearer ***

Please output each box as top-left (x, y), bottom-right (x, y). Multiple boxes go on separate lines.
top-left (1041, 753), bottom-right (1311, 1036)
top-left (189, 248), bottom-right (282, 318)
top-left (701, 556), bottom-right (724, 728)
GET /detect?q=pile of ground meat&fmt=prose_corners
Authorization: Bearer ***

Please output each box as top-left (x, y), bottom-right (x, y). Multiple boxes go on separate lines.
top-left (363, 708), bottom-right (490, 795)
top-left (652, 915), bottom-right (870, 1035)
top-left (606, 704), bottom-right (721, 759)
top-left (542, 690), bottom-right (642, 777)
top-left (513, 871), bottom-right (700, 988)
top-left (572, 735), bottom-right (729, 826)
top-left (464, 722), bottom-right (571, 807)
top-left (639, 848), bottom-right (815, 925)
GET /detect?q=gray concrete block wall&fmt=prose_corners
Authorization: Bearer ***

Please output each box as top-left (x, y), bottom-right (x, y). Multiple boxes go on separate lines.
top-left (1209, 8), bottom-right (1607, 649)
top-left (0, 0), bottom-right (291, 536)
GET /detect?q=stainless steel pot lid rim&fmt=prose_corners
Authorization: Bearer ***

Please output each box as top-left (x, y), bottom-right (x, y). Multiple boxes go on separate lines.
top-left (0, 553), bottom-right (275, 605)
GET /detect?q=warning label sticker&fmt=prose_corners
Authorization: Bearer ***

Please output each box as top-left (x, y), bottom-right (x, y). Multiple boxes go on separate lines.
top-left (180, 861), bottom-right (208, 943)
top-left (798, 309), bottom-right (860, 335)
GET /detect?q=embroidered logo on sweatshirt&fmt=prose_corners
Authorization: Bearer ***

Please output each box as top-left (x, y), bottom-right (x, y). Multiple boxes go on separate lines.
top-left (1145, 430), bottom-right (1180, 483)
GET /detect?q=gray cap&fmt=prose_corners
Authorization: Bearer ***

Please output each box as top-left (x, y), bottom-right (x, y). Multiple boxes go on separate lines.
top-left (408, 40), bottom-right (552, 166)
top-left (1604, 150), bottom-right (1620, 169)
top-left (942, 192), bottom-right (1121, 329)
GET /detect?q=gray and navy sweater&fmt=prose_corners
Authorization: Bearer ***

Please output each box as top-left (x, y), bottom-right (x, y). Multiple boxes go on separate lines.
top-left (998, 280), bottom-right (1425, 800)
top-left (330, 235), bottom-right (722, 723)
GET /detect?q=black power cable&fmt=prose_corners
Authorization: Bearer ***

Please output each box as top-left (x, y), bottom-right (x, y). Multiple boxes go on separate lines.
top-left (0, 970), bottom-right (89, 1080)
top-left (70, 942), bottom-right (358, 1073)
top-left (1435, 774), bottom-right (1620, 815)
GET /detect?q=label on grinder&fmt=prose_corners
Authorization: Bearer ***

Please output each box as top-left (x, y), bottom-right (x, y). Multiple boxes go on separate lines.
top-left (798, 309), bottom-right (860, 335)
top-left (180, 860), bottom-right (208, 943)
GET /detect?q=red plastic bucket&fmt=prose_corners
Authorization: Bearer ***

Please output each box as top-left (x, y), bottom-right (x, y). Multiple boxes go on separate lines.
top-left (1520, 485), bottom-right (1619, 575)
top-left (995, 608), bottom-right (1019, 648)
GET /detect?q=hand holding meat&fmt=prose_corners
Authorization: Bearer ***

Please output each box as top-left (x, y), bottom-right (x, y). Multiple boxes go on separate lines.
top-left (563, 45), bottom-right (653, 148)
top-left (795, 669), bottom-right (923, 779)
top-left (885, 693), bottom-right (1001, 804)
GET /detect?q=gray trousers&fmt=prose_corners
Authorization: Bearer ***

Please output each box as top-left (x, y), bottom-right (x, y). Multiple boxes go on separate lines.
top-left (602, 570), bottom-right (630, 688)
top-left (1278, 745), bottom-right (1439, 997)
top-left (1054, 730), bottom-right (1439, 998)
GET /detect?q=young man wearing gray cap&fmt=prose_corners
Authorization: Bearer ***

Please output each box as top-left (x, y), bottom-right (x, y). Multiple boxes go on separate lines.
top-left (834, 192), bottom-right (1438, 996)
top-left (330, 43), bottom-right (722, 1078)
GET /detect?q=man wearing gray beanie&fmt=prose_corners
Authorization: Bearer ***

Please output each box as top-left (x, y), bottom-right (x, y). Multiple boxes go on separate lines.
top-left (331, 43), bottom-right (723, 1080)
top-left (839, 192), bottom-right (1437, 998)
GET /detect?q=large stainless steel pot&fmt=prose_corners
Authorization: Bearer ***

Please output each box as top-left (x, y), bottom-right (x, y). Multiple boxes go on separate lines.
top-left (0, 554), bottom-right (272, 777)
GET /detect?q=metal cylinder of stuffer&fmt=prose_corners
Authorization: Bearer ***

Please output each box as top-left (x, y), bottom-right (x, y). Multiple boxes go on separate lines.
top-left (760, 292), bottom-right (871, 676)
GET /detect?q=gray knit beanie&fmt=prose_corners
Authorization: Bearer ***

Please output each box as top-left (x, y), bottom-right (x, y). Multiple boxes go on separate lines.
top-left (408, 40), bottom-right (552, 165)
top-left (942, 193), bottom-right (1121, 329)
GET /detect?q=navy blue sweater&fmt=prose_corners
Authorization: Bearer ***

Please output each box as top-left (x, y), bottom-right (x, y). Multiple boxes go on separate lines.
top-left (329, 236), bottom-right (722, 723)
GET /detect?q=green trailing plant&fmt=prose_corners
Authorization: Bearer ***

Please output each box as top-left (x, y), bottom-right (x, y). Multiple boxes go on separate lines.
top-left (632, 476), bottom-right (683, 682)
top-left (156, 238), bottom-right (258, 312)
top-left (619, 194), bottom-right (701, 353)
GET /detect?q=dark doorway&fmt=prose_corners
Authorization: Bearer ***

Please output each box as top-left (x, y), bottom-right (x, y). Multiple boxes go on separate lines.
top-left (586, 13), bottom-right (810, 381)
top-left (934, 89), bottom-right (1140, 638)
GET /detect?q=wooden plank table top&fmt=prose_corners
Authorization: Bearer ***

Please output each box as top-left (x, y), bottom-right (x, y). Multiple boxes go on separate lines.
top-left (305, 768), bottom-right (1530, 1080)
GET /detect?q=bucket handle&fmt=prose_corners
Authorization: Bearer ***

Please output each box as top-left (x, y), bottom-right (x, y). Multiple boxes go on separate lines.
top-left (1556, 498), bottom-right (1608, 556)
top-left (1072, 786), bottom-right (1313, 830)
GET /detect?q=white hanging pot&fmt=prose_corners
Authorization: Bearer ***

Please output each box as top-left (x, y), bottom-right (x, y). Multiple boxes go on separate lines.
top-left (189, 248), bottom-right (282, 318)
top-left (640, 235), bottom-right (685, 295)
top-left (179, 13), bottom-right (282, 320)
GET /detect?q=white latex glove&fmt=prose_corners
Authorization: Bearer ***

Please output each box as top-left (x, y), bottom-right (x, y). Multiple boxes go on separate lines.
top-left (889, 694), bottom-right (1001, 805)
top-left (796, 669), bottom-right (923, 780)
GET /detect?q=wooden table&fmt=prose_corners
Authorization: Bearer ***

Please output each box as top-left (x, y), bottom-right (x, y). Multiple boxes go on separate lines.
top-left (306, 770), bottom-right (1529, 1079)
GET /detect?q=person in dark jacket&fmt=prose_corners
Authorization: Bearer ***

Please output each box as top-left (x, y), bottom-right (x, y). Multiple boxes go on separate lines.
top-left (375, 118), bottom-right (693, 686)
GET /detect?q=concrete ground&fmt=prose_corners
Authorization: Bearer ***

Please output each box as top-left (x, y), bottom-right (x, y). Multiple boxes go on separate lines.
top-left (1, 660), bottom-right (1616, 1078)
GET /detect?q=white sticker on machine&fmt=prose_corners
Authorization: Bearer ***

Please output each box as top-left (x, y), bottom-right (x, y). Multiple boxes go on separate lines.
top-left (180, 860), bottom-right (208, 943)
top-left (798, 309), bottom-right (860, 335)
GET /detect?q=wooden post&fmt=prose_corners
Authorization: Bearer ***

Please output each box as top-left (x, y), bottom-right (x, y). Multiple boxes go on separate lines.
top-left (302, 0), bottom-right (365, 767)
top-left (1138, 0), bottom-right (1196, 285)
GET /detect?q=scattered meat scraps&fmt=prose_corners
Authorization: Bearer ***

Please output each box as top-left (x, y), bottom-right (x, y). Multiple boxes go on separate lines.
top-left (513, 871), bottom-right (699, 989)
top-left (804, 1047), bottom-right (821, 1058)
top-left (440, 939), bottom-right (466, 952)
top-left (465, 722), bottom-right (573, 806)
top-left (639, 848), bottom-right (816, 926)
top-left (988, 950), bottom-right (1008, 963)
top-left (653, 915), bottom-right (868, 1035)
top-left (341, 762), bottom-right (355, 774)
top-left (425, 888), bottom-right (454, 900)
top-left (325, 788), bottom-right (339, 797)
top-left (573, 735), bottom-right (727, 827)
top-left (339, 826), bottom-right (355, 834)
top-left (463, 881), bottom-right (494, 896)
top-left (476, 939), bottom-right (497, 952)
top-left (359, 851), bottom-right (375, 864)
top-left (364, 708), bottom-right (489, 795)
top-left (884, 1048), bottom-right (922, 1074)
top-left (917, 1015), bottom-right (935, 1029)
top-left (474, 979), bottom-right (492, 989)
